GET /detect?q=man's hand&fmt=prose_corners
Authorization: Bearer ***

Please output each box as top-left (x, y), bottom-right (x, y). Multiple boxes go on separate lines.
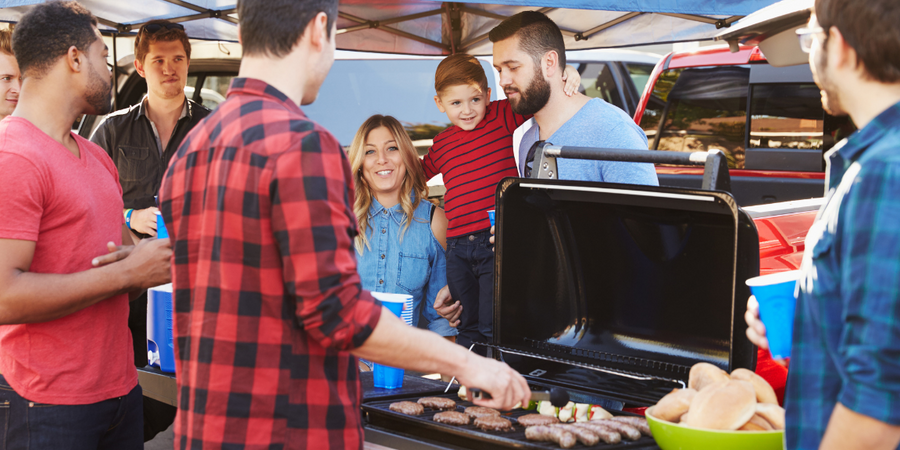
top-left (92, 241), bottom-right (133, 268)
top-left (745, 295), bottom-right (770, 350)
top-left (121, 238), bottom-right (172, 289)
top-left (130, 207), bottom-right (159, 236)
top-left (456, 352), bottom-right (531, 411)
top-left (562, 64), bottom-right (582, 97)
top-left (434, 285), bottom-right (462, 327)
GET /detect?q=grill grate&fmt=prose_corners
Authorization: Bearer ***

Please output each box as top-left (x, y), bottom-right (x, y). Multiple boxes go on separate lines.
top-left (362, 393), bottom-right (658, 450)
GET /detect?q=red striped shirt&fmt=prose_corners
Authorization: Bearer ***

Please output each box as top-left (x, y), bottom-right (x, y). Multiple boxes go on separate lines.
top-left (423, 100), bottom-right (529, 238)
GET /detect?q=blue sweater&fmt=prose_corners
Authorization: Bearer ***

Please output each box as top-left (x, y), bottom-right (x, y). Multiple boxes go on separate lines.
top-left (519, 98), bottom-right (659, 185)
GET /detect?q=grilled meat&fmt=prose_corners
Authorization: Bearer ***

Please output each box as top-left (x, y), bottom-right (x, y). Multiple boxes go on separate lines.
top-left (474, 415), bottom-right (513, 432)
top-left (588, 419), bottom-right (641, 440)
top-left (516, 413), bottom-right (559, 427)
top-left (418, 397), bottom-right (457, 411)
top-left (433, 411), bottom-right (470, 426)
top-left (610, 416), bottom-right (652, 436)
top-left (570, 422), bottom-right (622, 444)
top-left (524, 425), bottom-right (576, 449)
top-left (389, 401), bottom-right (424, 416)
top-left (550, 424), bottom-right (600, 446)
top-left (464, 406), bottom-right (501, 419)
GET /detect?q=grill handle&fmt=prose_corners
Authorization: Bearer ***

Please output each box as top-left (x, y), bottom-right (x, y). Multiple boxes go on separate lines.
top-left (531, 143), bottom-right (732, 193)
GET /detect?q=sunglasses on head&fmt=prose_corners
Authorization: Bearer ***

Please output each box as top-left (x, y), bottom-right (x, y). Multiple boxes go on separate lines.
top-left (141, 23), bottom-right (185, 35)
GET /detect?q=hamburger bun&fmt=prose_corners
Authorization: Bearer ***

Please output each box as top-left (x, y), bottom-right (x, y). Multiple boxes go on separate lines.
top-left (738, 413), bottom-right (774, 431)
top-left (653, 388), bottom-right (697, 423)
top-left (731, 368), bottom-right (778, 404)
top-left (688, 362), bottom-right (730, 391)
top-left (755, 403), bottom-right (785, 430)
top-left (685, 380), bottom-right (756, 430)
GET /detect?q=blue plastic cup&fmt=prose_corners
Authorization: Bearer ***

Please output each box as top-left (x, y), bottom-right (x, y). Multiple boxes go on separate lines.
top-left (156, 213), bottom-right (169, 239)
top-left (746, 270), bottom-right (801, 360)
top-left (487, 210), bottom-right (495, 227)
top-left (370, 292), bottom-right (413, 389)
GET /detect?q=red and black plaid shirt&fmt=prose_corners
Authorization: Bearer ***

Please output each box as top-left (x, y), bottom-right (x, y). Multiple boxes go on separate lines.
top-left (159, 78), bottom-right (382, 450)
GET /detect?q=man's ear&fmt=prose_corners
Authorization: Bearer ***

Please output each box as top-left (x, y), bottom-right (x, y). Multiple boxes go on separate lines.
top-left (542, 50), bottom-right (560, 78)
top-left (826, 26), bottom-right (860, 73)
top-left (134, 58), bottom-right (146, 78)
top-left (65, 46), bottom-right (82, 73)
top-left (307, 12), bottom-right (329, 51)
top-left (434, 95), bottom-right (446, 113)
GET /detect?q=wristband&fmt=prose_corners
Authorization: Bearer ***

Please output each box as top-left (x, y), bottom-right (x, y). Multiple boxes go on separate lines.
top-left (125, 208), bottom-right (134, 229)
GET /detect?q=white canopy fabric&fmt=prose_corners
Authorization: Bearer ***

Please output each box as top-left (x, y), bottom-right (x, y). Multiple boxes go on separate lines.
top-left (0, 0), bottom-right (780, 55)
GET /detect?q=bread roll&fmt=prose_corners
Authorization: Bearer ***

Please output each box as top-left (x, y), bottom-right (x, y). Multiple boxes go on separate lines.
top-left (731, 368), bottom-right (778, 404)
top-left (652, 388), bottom-right (697, 423)
top-left (688, 363), bottom-right (730, 391)
top-left (685, 380), bottom-right (756, 430)
top-left (738, 413), bottom-right (774, 431)
top-left (755, 403), bottom-right (785, 430)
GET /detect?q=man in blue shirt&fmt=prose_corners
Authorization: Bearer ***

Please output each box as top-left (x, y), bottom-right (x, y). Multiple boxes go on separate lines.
top-left (488, 11), bottom-right (658, 185)
top-left (745, 0), bottom-right (900, 448)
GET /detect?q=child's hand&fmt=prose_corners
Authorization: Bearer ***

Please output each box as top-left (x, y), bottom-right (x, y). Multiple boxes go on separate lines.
top-left (562, 64), bottom-right (582, 97)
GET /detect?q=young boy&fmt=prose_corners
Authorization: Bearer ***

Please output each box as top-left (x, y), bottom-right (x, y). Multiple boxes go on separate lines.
top-left (424, 54), bottom-right (579, 352)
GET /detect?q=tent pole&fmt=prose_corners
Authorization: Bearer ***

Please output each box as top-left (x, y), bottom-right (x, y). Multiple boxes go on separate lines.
top-left (112, 32), bottom-right (118, 111)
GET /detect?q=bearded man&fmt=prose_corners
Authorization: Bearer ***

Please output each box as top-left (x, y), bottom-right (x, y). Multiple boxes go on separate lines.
top-left (490, 11), bottom-right (658, 184)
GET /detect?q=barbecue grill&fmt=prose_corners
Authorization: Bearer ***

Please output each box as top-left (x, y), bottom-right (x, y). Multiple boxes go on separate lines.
top-left (363, 147), bottom-right (759, 449)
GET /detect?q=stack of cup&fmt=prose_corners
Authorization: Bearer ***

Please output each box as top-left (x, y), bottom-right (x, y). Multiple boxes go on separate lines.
top-left (370, 292), bottom-right (414, 389)
top-left (745, 270), bottom-right (801, 360)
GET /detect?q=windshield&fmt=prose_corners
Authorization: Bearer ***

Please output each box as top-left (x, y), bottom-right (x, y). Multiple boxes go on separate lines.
top-left (303, 58), bottom-right (498, 148)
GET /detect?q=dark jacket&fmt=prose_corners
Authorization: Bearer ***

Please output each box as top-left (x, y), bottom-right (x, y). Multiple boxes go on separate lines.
top-left (91, 96), bottom-right (211, 210)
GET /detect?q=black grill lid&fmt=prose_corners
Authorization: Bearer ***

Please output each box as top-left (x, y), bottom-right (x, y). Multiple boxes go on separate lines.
top-left (493, 178), bottom-right (758, 405)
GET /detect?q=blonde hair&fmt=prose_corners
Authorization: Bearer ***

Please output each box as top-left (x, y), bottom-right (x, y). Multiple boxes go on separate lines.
top-left (348, 115), bottom-right (430, 253)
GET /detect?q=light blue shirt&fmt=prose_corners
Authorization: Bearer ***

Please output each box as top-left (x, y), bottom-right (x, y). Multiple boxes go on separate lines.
top-left (356, 197), bottom-right (456, 336)
top-left (520, 98), bottom-right (659, 185)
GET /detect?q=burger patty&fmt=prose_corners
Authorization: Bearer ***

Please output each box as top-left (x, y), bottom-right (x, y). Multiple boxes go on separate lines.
top-left (433, 411), bottom-right (470, 426)
top-left (465, 406), bottom-right (501, 419)
top-left (516, 413), bottom-right (559, 427)
top-left (474, 415), bottom-right (514, 432)
top-left (418, 396), bottom-right (457, 411)
top-left (389, 401), bottom-right (424, 416)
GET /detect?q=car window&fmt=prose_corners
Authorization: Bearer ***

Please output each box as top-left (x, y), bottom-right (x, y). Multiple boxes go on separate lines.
top-left (302, 59), bottom-right (497, 151)
top-left (623, 63), bottom-right (655, 96)
top-left (641, 66), bottom-right (750, 169)
top-left (191, 74), bottom-right (233, 110)
top-left (577, 62), bottom-right (624, 111)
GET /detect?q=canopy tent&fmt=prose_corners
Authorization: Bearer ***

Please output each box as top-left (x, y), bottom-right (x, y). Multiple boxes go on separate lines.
top-left (0, 0), bottom-right (780, 55)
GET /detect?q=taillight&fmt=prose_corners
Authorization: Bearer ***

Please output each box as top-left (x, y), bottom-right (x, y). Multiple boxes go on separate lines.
top-left (749, 47), bottom-right (767, 62)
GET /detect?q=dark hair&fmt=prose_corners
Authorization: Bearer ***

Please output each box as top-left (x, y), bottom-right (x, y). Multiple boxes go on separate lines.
top-left (135, 20), bottom-right (191, 64)
top-left (489, 11), bottom-right (566, 69)
top-left (434, 53), bottom-right (488, 96)
top-left (12, 1), bottom-right (99, 79)
top-left (237, 0), bottom-right (338, 58)
top-left (815, 0), bottom-right (900, 83)
top-left (0, 29), bottom-right (12, 56)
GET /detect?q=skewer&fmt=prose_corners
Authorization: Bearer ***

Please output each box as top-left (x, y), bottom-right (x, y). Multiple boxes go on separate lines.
top-left (444, 343), bottom-right (476, 393)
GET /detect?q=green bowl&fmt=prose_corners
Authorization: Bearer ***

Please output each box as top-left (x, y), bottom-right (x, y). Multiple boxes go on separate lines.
top-left (645, 407), bottom-right (784, 450)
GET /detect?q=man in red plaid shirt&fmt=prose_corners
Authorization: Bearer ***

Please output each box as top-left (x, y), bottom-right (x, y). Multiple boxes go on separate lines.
top-left (159, 0), bottom-right (530, 448)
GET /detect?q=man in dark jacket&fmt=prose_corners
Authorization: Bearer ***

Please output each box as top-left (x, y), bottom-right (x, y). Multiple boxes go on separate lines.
top-left (90, 19), bottom-right (210, 441)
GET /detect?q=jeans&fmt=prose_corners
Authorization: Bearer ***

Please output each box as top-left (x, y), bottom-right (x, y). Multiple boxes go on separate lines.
top-left (0, 375), bottom-right (143, 450)
top-left (446, 229), bottom-right (495, 356)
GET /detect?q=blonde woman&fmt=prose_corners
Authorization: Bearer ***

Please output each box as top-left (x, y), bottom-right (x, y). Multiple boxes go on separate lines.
top-left (349, 115), bottom-right (457, 341)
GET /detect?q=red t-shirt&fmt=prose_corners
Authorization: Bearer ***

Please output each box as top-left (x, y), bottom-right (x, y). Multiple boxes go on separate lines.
top-left (0, 117), bottom-right (136, 405)
top-left (422, 99), bottom-right (529, 238)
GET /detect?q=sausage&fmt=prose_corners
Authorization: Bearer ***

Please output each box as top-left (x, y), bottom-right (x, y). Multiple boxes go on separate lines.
top-left (589, 419), bottom-right (641, 440)
top-left (525, 425), bottom-right (577, 449)
top-left (610, 416), bottom-right (652, 436)
top-left (550, 424), bottom-right (600, 446)
top-left (569, 422), bottom-right (622, 444)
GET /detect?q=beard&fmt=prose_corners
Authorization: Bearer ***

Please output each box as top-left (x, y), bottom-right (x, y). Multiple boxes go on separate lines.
top-left (507, 65), bottom-right (551, 116)
top-left (812, 44), bottom-right (845, 116)
top-left (85, 62), bottom-right (112, 115)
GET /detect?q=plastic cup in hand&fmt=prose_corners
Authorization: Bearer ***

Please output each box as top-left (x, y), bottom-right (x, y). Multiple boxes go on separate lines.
top-left (370, 292), bottom-right (414, 389)
top-left (746, 270), bottom-right (801, 360)
top-left (156, 213), bottom-right (169, 239)
top-left (487, 210), bottom-right (495, 227)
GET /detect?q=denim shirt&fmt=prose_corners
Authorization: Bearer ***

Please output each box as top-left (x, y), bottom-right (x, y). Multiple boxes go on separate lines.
top-left (356, 197), bottom-right (456, 336)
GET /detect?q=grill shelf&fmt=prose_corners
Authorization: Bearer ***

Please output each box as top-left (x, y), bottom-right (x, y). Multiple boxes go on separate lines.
top-left (362, 393), bottom-right (658, 450)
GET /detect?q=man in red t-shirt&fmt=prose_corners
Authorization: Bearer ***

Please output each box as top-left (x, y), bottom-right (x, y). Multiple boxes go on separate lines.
top-left (0, 3), bottom-right (171, 448)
